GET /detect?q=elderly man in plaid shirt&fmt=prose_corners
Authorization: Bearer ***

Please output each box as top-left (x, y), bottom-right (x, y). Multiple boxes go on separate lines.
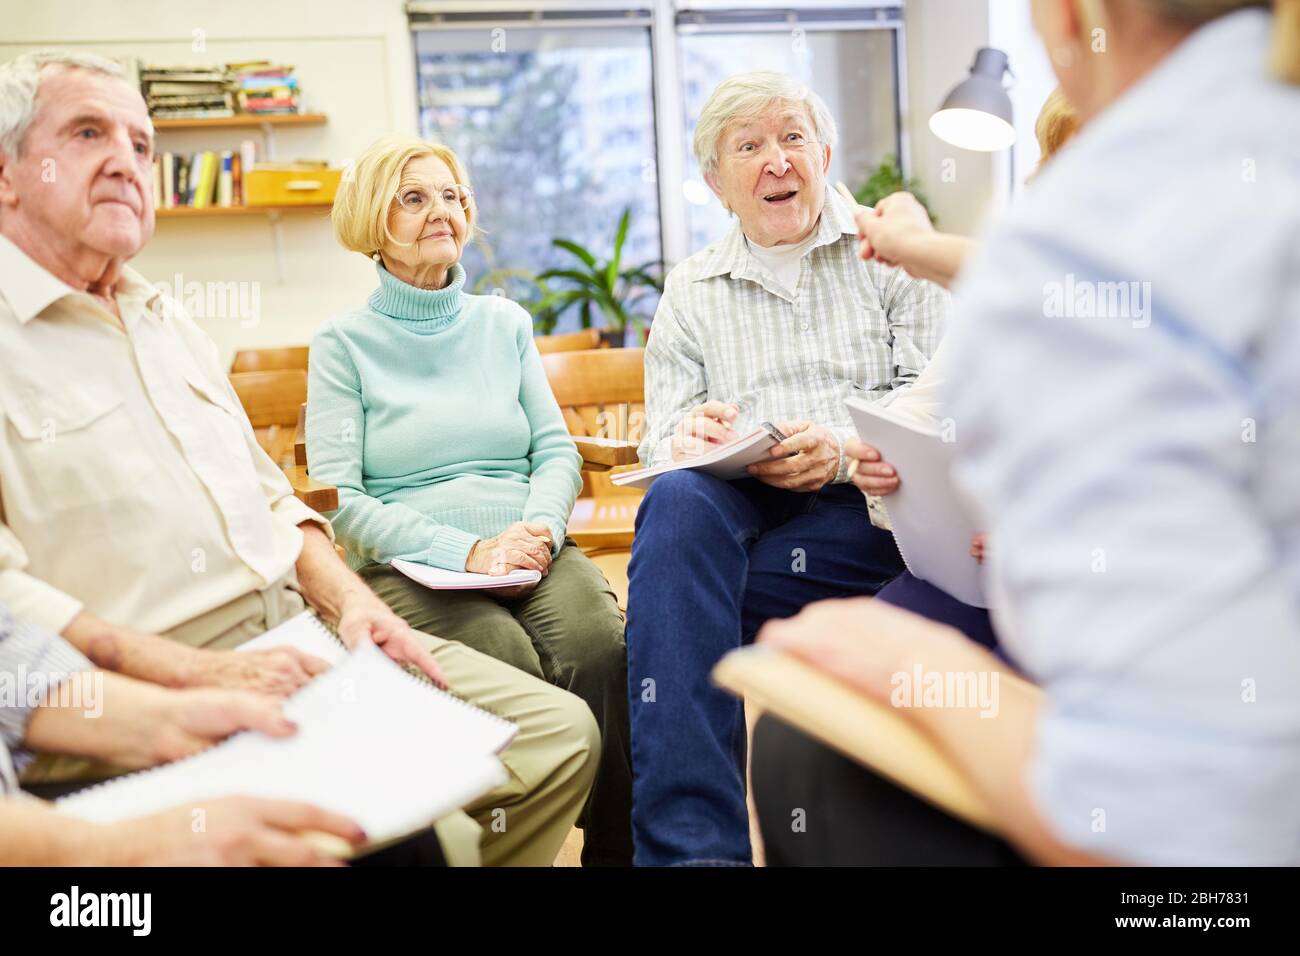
top-left (626, 72), bottom-right (951, 866)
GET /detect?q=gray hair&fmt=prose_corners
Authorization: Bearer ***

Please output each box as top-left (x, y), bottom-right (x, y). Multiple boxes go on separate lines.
top-left (0, 50), bottom-right (130, 157)
top-left (692, 71), bottom-right (838, 176)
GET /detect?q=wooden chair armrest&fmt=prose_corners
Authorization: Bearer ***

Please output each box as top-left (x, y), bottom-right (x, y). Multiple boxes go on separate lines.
top-left (294, 403), bottom-right (308, 466)
top-left (574, 436), bottom-right (639, 472)
top-left (284, 465), bottom-right (338, 513)
top-left (713, 649), bottom-right (1001, 835)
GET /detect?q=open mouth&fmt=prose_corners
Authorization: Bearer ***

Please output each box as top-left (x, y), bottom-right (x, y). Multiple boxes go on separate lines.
top-left (763, 190), bottom-right (798, 205)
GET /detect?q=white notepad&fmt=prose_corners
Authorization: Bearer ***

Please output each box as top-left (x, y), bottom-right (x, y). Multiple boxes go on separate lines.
top-left (57, 621), bottom-right (518, 844)
top-left (237, 610), bottom-right (350, 664)
top-left (390, 559), bottom-right (541, 590)
top-left (237, 612), bottom-right (517, 755)
top-left (610, 427), bottom-right (782, 490)
top-left (846, 397), bottom-right (988, 608)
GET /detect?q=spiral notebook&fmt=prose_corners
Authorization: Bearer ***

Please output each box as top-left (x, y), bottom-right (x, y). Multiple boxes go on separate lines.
top-left (56, 615), bottom-right (518, 846)
top-left (846, 397), bottom-right (988, 608)
top-left (610, 425), bottom-right (784, 490)
top-left (390, 558), bottom-right (541, 591)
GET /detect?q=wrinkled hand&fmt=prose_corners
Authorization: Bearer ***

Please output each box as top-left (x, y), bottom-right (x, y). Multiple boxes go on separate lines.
top-left (758, 597), bottom-right (976, 704)
top-left (180, 645), bottom-right (331, 698)
top-left (970, 533), bottom-right (987, 564)
top-left (336, 592), bottom-right (448, 689)
top-left (25, 671), bottom-right (299, 770)
top-left (746, 420), bottom-right (839, 492)
top-left (120, 683), bottom-right (297, 769)
top-left (845, 439), bottom-right (900, 497)
top-left (100, 796), bottom-right (365, 866)
top-left (670, 401), bottom-right (740, 461)
top-left (855, 190), bottom-right (934, 272)
top-left (466, 521), bottom-right (554, 579)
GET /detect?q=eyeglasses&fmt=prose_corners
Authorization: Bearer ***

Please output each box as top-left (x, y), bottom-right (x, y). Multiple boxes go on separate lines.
top-left (392, 183), bottom-right (474, 217)
top-left (726, 134), bottom-right (821, 165)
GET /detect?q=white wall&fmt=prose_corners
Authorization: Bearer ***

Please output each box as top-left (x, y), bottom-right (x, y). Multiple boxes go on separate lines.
top-left (988, 0), bottom-right (1060, 192)
top-left (903, 0), bottom-right (996, 236)
top-left (1, 0), bottom-right (419, 364)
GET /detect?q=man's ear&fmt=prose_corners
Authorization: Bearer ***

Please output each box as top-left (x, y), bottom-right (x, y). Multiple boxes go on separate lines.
top-left (703, 169), bottom-right (730, 213)
top-left (0, 150), bottom-right (17, 209)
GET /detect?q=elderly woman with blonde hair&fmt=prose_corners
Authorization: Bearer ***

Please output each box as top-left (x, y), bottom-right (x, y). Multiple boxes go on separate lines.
top-left (306, 135), bottom-right (630, 865)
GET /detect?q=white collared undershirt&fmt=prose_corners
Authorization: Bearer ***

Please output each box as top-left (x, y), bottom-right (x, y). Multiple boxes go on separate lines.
top-left (745, 227), bottom-right (822, 297)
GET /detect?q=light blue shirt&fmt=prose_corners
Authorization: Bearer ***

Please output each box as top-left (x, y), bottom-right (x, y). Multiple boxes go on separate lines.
top-left (947, 8), bottom-right (1300, 865)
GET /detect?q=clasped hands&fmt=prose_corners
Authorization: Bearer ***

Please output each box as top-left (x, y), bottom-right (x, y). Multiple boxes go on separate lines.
top-left (465, 520), bottom-right (555, 599)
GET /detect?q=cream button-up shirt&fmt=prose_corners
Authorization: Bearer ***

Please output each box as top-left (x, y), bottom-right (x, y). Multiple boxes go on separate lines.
top-left (0, 235), bottom-right (329, 635)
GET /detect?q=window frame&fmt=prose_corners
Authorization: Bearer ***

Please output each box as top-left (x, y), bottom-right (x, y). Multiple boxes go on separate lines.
top-left (406, 0), bottom-right (907, 267)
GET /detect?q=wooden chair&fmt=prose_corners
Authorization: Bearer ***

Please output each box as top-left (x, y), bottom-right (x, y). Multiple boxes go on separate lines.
top-left (541, 348), bottom-right (645, 611)
top-left (288, 349), bottom-right (643, 600)
top-left (228, 369), bottom-right (337, 514)
top-left (230, 346), bottom-right (310, 374)
top-left (534, 328), bottom-right (604, 354)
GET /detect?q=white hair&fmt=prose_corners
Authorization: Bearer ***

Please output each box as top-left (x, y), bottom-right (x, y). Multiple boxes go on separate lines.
top-left (0, 50), bottom-right (130, 157)
top-left (692, 71), bottom-right (838, 177)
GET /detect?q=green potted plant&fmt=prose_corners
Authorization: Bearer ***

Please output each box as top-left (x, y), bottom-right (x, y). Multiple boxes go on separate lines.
top-left (853, 154), bottom-right (937, 225)
top-left (472, 267), bottom-right (560, 335)
top-left (532, 208), bottom-right (664, 347)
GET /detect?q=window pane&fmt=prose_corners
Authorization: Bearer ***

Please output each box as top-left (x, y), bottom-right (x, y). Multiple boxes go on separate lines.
top-left (679, 29), bottom-right (898, 252)
top-left (414, 27), bottom-right (661, 330)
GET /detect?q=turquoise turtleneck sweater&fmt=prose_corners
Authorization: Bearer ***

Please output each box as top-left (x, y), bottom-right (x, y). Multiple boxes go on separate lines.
top-left (306, 261), bottom-right (583, 572)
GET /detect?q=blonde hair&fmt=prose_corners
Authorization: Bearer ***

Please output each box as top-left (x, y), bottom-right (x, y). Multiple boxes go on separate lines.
top-left (1132, 0), bottom-right (1299, 82)
top-left (1034, 87), bottom-right (1081, 165)
top-left (332, 134), bottom-right (476, 258)
top-left (692, 71), bottom-right (837, 177)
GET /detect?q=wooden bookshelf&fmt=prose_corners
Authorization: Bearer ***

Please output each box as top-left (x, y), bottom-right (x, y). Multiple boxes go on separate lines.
top-left (155, 203), bottom-right (331, 219)
top-left (151, 112), bottom-right (328, 131)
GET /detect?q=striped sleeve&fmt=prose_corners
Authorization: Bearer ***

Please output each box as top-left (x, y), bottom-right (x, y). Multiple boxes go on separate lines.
top-left (0, 604), bottom-right (93, 781)
top-left (637, 273), bottom-right (709, 469)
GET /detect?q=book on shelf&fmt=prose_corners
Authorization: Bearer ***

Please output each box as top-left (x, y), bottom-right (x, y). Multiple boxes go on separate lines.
top-left (231, 61), bottom-right (303, 115)
top-left (218, 151), bottom-right (234, 208)
top-left (153, 148), bottom-right (250, 210)
top-left (139, 61), bottom-right (307, 119)
top-left (140, 63), bottom-right (237, 120)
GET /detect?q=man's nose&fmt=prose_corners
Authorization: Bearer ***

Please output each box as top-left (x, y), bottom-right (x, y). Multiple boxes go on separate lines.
top-left (762, 144), bottom-right (792, 177)
top-left (101, 129), bottom-right (142, 183)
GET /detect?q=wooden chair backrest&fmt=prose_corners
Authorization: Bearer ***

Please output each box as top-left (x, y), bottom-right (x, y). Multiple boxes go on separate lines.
top-left (534, 328), bottom-right (603, 354)
top-left (541, 348), bottom-right (645, 497)
top-left (229, 369), bottom-right (308, 467)
top-left (230, 346), bottom-right (310, 374)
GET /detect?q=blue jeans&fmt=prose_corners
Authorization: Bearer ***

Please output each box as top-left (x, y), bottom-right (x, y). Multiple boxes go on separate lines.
top-left (875, 571), bottom-right (999, 651)
top-left (625, 471), bottom-right (905, 866)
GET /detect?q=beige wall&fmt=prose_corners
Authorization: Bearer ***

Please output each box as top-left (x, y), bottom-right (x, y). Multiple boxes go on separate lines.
top-left (4, 0), bottom-right (1009, 362)
top-left (1, 0), bottom-right (418, 364)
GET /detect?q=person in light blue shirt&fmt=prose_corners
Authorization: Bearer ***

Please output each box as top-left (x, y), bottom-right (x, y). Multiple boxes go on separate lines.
top-left (750, 0), bottom-right (1300, 866)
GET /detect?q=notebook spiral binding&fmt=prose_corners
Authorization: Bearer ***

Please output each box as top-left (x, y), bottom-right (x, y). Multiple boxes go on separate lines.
top-left (310, 612), bottom-right (516, 733)
top-left (57, 612), bottom-right (517, 810)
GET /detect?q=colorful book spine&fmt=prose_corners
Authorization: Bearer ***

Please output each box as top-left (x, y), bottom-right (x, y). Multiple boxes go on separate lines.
top-left (218, 151), bottom-right (234, 208)
top-left (161, 153), bottom-right (174, 208)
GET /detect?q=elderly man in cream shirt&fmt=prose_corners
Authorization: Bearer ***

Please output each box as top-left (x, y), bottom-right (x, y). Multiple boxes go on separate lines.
top-left (0, 51), bottom-right (596, 866)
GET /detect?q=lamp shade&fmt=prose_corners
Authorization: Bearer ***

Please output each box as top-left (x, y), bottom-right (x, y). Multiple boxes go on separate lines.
top-left (929, 47), bottom-right (1016, 152)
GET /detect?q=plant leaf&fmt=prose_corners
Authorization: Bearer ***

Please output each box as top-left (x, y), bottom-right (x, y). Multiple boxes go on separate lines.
top-left (606, 208), bottom-right (630, 290)
top-left (537, 268), bottom-right (604, 291)
top-left (553, 238), bottom-right (598, 270)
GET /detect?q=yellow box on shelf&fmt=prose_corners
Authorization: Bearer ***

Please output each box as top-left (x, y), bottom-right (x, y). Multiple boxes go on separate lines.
top-left (244, 164), bottom-right (342, 207)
